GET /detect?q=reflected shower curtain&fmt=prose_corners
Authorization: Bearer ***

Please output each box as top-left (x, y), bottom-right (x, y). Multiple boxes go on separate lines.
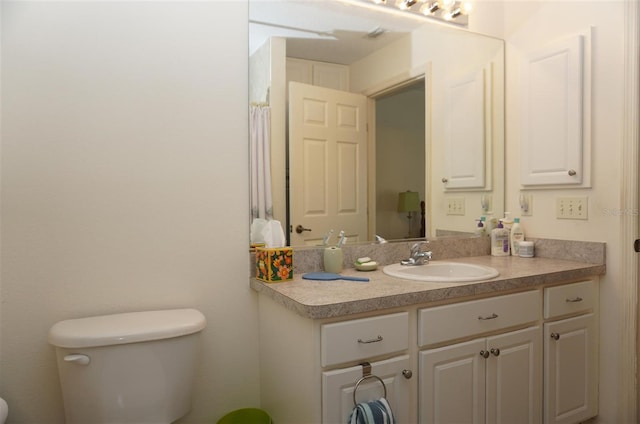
top-left (250, 104), bottom-right (273, 220)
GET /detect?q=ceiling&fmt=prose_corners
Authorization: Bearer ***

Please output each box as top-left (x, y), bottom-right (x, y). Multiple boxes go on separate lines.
top-left (249, 0), bottom-right (427, 65)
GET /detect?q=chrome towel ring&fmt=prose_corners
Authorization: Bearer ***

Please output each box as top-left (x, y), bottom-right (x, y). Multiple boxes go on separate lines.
top-left (352, 362), bottom-right (388, 406)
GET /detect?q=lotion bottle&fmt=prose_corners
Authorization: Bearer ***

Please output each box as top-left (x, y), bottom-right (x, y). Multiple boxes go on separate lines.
top-left (491, 221), bottom-right (510, 256)
top-left (510, 217), bottom-right (525, 256)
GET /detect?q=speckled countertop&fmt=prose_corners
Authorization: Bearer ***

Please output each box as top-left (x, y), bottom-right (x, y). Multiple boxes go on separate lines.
top-left (250, 252), bottom-right (606, 320)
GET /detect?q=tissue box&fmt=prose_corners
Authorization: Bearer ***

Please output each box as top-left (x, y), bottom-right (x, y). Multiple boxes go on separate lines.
top-left (255, 247), bottom-right (293, 283)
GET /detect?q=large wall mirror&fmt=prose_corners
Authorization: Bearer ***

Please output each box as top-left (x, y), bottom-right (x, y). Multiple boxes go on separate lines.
top-left (249, 0), bottom-right (504, 247)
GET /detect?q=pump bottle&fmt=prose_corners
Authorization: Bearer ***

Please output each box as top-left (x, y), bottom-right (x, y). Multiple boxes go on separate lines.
top-left (510, 217), bottom-right (525, 256)
top-left (491, 221), bottom-right (510, 256)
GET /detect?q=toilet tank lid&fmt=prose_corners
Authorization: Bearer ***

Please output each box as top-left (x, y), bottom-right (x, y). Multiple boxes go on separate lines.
top-left (48, 308), bottom-right (206, 348)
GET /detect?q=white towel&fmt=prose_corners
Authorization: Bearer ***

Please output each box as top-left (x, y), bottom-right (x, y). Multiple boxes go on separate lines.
top-left (348, 397), bottom-right (395, 424)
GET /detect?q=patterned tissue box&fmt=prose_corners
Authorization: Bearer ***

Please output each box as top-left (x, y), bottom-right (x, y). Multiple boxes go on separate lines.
top-left (255, 247), bottom-right (293, 283)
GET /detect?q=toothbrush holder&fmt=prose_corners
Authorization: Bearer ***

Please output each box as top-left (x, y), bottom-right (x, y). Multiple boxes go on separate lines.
top-left (323, 247), bottom-right (344, 274)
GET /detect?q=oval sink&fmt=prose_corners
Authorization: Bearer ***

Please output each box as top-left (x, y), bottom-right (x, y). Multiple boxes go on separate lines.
top-left (383, 261), bottom-right (499, 282)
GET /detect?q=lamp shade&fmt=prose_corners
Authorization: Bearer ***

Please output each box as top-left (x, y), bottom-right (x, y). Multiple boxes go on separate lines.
top-left (397, 191), bottom-right (420, 213)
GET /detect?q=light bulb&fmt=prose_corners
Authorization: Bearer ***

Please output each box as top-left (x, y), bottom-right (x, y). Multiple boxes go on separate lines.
top-left (420, 0), bottom-right (439, 14)
top-left (396, 0), bottom-right (408, 9)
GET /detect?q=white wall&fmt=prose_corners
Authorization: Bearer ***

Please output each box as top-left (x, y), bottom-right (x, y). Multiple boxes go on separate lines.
top-left (0, 2), bottom-right (258, 423)
top-left (500, 2), bottom-right (626, 421)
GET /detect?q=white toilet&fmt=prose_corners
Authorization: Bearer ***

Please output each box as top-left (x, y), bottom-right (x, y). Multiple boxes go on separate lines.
top-left (48, 308), bottom-right (206, 424)
top-left (0, 397), bottom-right (8, 424)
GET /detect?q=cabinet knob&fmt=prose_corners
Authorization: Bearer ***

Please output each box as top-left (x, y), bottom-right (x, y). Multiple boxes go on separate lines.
top-left (550, 332), bottom-right (560, 340)
top-left (490, 348), bottom-right (500, 356)
top-left (568, 169), bottom-right (577, 176)
top-left (442, 177), bottom-right (448, 183)
top-left (479, 350), bottom-right (490, 358)
top-left (402, 369), bottom-right (413, 379)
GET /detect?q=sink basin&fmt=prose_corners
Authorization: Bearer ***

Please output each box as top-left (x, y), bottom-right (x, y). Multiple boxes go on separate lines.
top-left (383, 261), bottom-right (499, 282)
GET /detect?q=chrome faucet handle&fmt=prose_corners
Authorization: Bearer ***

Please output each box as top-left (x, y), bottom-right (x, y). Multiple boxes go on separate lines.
top-left (410, 240), bottom-right (430, 256)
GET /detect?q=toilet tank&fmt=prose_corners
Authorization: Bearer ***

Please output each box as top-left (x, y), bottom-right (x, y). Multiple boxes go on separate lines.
top-left (48, 309), bottom-right (206, 424)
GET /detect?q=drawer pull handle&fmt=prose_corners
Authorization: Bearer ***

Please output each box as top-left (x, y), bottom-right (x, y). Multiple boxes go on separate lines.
top-left (478, 313), bottom-right (498, 320)
top-left (565, 296), bottom-right (583, 303)
top-left (551, 332), bottom-right (561, 340)
top-left (480, 350), bottom-right (490, 358)
top-left (358, 335), bottom-right (383, 344)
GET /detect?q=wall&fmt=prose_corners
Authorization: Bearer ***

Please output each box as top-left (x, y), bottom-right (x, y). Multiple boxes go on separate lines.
top-left (499, 1), bottom-right (626, 421)
top-left (0, 2), bottom-right (258, 423)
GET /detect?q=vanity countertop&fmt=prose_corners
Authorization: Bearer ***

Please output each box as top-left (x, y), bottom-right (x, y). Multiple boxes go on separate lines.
top-left (250, 255), bottom-right (605, 320)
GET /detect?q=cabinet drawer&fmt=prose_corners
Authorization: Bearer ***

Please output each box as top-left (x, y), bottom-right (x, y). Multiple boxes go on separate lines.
top-left (418, 291), bottom-right (541, 347)
top-left (321, 312), bottom-right (409, 367)
top-left (544, 280), bottom-right (595, 319)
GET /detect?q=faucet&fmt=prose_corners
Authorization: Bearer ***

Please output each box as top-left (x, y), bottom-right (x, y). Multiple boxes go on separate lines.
top-left (401, 241), bottom-right (432, 266)
top-left (374, 235), bottom-right (388, 244)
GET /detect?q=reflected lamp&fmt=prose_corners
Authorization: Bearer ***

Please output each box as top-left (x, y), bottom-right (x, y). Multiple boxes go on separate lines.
top-left (398, 190), bottom-right (420, 238)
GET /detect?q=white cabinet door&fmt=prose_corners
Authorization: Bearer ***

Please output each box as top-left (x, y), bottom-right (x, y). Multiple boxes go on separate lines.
top-left (486, 326), bottom-right (542, 424)
top-left (419, 327), bottom-right (541, 424)
top-left (419, 338), bottom-right (486, 424)
top-left (322, 355), bottom-right (412, 424)
top-left (520, 34), bottom-right (585, 186)
top-left (544, 314), bottom-right (598, 424)
top-left (442, 69), bottom-right (488, 189)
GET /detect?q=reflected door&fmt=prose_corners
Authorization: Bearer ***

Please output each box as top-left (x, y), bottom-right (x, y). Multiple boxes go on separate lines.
top-left (289, 82), bottom-right (368, 246)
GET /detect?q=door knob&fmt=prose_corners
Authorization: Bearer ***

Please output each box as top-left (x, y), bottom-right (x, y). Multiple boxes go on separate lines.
top-left (295, 225), bottom-right (312, 234)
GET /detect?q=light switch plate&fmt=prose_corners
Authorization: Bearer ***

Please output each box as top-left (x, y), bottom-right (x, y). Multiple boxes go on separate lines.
top-left (556, 196), bottom-right (588, 220)
top-left (447, 197), bottom-right (465, 215)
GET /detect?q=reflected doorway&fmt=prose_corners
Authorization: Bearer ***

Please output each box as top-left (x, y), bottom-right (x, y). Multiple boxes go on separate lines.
top-left (374, 79), bottom-right (426, 240)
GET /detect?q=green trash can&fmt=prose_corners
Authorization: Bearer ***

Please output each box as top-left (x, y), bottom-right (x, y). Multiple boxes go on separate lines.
top-left (216, 408), bottom-right (272, 424)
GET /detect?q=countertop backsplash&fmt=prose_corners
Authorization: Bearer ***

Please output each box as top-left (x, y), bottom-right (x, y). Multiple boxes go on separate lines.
top-left (249, 236), bottom-right (606, 276)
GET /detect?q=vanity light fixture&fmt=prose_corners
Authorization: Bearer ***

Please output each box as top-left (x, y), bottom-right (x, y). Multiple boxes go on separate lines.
top-left (355, 0), bottom-right (472, 26)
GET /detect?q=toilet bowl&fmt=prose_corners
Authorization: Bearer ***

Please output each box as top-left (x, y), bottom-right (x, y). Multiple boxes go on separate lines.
top-left (0, 397), bottom-right (7, 424)
top-left (48, 308), bottom-right (206, 424)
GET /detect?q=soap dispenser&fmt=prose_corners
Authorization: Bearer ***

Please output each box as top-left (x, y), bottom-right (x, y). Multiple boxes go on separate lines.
top-left (475, 217), bottom-right (486, 236)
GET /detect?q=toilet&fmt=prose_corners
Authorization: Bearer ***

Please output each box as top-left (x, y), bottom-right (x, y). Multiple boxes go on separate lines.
top-left (0, 397), bottom-right (7, 424)
top-left (48, 308), bottom-right (206, 424)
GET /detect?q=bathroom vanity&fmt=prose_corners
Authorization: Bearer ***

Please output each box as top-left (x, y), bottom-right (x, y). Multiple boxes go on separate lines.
top-left (251, 252), bottom-right (604, 424)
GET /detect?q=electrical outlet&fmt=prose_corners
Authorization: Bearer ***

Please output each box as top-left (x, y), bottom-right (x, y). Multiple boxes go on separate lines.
top-left (447, 197), bottom-right (465, 215)
top-left (556, 196), bottom-right (588, 220)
